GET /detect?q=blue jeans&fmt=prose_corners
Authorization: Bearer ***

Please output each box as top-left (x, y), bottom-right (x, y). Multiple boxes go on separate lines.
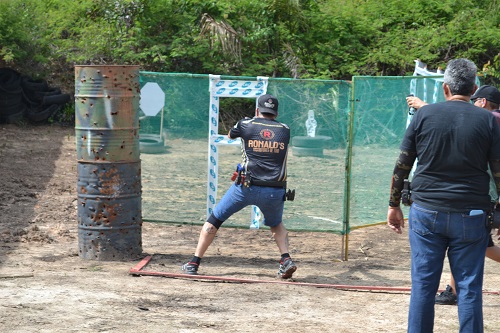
top-left (213, 183), bottom-right (285, 227)
top-left (408, 203), bottom-right (488, 333)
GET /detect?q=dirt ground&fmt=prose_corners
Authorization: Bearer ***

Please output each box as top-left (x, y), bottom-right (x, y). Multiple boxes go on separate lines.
top-left (1, 124), bottom-right (500, 333)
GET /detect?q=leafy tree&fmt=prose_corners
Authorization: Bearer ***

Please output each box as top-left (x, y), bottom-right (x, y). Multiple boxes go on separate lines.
top-left (2, 0), bottom-right (500, 88)
top-left (0, 0), bottom-right (50, 73)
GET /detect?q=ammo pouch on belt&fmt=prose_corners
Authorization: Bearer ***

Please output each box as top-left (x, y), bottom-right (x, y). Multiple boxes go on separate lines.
top-left (488, 202), bottom-right (500, 229)
top-left (402, 179), bottom-right (412, 206)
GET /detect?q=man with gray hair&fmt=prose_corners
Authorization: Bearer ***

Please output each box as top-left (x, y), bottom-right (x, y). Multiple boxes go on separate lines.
top-left (387, 58), bottom-right (500, 332)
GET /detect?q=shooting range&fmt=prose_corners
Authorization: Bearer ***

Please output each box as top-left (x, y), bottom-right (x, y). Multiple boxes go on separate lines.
top-left (138, 61), bottom-right (448, 260)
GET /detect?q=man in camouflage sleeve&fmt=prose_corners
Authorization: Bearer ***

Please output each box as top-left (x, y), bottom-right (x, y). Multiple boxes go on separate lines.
top-left (388, 59), bottom-right (500, 332)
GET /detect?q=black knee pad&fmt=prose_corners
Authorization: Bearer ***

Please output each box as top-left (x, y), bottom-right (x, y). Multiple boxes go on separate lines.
top-left (207, 214), bottom-right (223, 229)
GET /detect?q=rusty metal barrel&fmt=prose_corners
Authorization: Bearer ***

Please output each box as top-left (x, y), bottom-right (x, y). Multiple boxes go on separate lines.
top-left (75, 65), bottom-right (142, 260)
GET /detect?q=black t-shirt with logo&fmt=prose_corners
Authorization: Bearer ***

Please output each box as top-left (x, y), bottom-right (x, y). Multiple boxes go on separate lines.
top-left (229, 117), bottom-right (290, 182)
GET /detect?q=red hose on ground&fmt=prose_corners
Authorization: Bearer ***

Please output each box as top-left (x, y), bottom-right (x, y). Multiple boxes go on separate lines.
top-left (129, 256), bottom-right (500, 294)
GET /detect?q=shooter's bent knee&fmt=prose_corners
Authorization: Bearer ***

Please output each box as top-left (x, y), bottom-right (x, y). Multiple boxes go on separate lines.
top-left (203, 223), bottom-right (218, 234)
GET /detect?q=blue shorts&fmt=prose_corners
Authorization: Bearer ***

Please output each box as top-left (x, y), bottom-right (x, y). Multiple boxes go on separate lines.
top-left (209, 183), bottom-right (285, 228)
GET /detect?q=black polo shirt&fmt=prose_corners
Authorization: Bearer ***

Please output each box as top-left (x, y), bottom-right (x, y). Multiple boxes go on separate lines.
top-left (229, 117), bottom-right (290, 182)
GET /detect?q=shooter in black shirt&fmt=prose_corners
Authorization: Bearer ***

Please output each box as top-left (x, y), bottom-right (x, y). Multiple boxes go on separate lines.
top-left (181, 94), bottom-right (297, 279)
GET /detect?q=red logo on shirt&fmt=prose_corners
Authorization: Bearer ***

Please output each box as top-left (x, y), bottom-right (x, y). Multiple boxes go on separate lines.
top-left (260, 129), bottom-right (275, 140)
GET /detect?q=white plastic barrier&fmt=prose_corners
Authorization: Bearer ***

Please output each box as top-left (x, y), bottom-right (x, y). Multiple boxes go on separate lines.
top-left (207, 75), bottom-right (269, 229)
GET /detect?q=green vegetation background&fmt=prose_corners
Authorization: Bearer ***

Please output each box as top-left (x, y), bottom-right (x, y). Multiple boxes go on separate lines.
top-left (3, 0), bottom-right (500, 91)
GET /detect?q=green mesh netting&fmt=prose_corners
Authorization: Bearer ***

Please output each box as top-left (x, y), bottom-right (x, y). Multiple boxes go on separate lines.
top-left (348, 75), bottom-right (445, 231)
top-left (138, 72), bottom-right (445, 234)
